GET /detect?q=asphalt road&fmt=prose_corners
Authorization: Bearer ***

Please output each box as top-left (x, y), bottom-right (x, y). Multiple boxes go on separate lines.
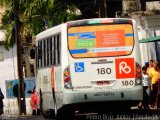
top-left (1, 107), bottom-right (160, 120)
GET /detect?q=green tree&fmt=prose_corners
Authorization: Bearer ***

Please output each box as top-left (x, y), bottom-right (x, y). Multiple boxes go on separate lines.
top-left (0, 0), bottom-right (14, 49)
top-left (0, 0), bottom-right (79, 49)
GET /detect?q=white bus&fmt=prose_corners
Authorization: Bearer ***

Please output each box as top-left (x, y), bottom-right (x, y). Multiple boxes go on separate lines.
top-left (34, 18), bottom-right (142, 119)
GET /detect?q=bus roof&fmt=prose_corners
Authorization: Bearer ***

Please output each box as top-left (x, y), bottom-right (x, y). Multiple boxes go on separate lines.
top-left (67, 18), bottom-right (134, 27)
top-left (36, 23), bottom-right (65, 41)
top-left (36, 18), bottom-right (134, 41)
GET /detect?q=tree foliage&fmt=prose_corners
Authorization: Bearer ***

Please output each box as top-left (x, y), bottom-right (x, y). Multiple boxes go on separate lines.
top-left (0, 0), bottom-right (80, 49)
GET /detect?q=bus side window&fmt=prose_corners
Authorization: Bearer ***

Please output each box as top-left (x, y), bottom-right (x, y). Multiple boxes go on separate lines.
top-left (43, 40), bottom-right (46, 67)
top-left (46, 39), bottom-right (49, 67)
top-left (57, 34), bottom-right (61, 65)
top-left (53, 34), bottom-right (61, 66)
top-left (38, 41), bottom-right (42, 68)
top-left (49, 38), bottom-right (51, 66)
top-left (54, 36), bottom-right (57, 65)
top-left (51, 36), bottom-right (54, 65)
top-left (47, 38), bottom-right (50, 66)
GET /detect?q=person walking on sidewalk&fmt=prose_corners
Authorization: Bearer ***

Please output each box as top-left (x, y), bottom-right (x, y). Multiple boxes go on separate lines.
top-left (138, 66), bottom-right (151, 109)
top-left (30, 87), bottom-right (38, 115)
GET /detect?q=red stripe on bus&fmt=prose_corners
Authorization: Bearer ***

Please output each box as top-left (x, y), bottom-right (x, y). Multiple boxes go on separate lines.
top-left (51, 67), bottom-right (54, 89)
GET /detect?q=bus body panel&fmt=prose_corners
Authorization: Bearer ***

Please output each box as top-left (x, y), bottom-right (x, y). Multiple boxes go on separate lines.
top-left (69, 56), bottom-right (136, 90)
top-left (65, 18), bottom-right (142, 106)
top-left (36, 68), bottom-right (54, 109)
top-left (36, 24), bottom-right (66, 110)
top-left (63, 85), bottom-right (142, 104)
top-left (67, 48), bottom-right (142, 104)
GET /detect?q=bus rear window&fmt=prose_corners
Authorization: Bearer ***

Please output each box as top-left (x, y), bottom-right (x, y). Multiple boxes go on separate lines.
top-left (68, 24), bottom-right (134, 58)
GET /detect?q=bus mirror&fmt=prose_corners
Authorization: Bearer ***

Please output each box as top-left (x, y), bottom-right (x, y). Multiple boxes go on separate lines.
top-left (30, 48), bottom-right (35, 59)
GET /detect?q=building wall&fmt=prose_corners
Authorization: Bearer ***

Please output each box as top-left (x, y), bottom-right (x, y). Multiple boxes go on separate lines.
top-left (122, 0), bottom-right (141, 13)
top-left (146, 1), bottom-right (160, 11)
top-left (0, 45), bottom-right (18, 96)
top-left (0, 45), bottom-right (33, 115)
top-left (131, 14), bottom-right (160, 65)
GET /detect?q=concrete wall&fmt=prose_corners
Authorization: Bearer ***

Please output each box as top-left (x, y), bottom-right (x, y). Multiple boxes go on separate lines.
top-left (146, 1), bottom-right (160, 11)
top-left (122, 0), bottom-right (140, 13)
top-left (0, 45), bottom-right (18, 96)
top-left (0, 45), bottom-right (32, 115)
top-left (131, 14), bottom-right (160, 65)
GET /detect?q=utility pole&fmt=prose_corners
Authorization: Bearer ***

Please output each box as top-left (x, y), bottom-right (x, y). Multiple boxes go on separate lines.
top-left (14, 0), bottom-right (26, 115)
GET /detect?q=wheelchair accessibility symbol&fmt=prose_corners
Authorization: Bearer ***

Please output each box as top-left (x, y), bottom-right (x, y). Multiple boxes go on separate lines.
top-left (74, 62), bottom-right (85, 72)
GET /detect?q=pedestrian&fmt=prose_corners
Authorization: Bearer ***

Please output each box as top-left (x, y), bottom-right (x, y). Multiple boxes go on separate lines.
top-left (0, 88), bottom-right (4, 115)
top-left (148, 61), bottom-right (159, 109)
top-left (155, 76), bottom-right (160, 110)
top-left (155, 62), bottom-right (160, 110)
top-left (144, 62), bottom-right (149, 69)
top-left (138, 66), bottom-right (151, 109)
top-left (147, 59), bottom-right (154, 74)
top-left (30, 86), bottom-right (38, 115)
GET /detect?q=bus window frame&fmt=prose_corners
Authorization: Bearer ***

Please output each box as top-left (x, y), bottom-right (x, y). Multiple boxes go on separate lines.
top-left (38, 41), bottom-right (42, 68)
top-left (46, 38), bottom-right (50, 66)
top-left (36, 33), bottom-right (61, 69)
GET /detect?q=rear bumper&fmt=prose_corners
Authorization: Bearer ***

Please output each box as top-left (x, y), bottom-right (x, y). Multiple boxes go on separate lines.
top-left (63, 85), bottom-right (142, 105)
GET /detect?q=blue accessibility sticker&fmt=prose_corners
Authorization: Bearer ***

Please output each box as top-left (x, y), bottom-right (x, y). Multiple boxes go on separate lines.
top-left (74, 62), bottom-right (85, 72)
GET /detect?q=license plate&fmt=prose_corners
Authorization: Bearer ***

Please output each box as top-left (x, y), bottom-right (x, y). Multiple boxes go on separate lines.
top-left (96, 81), bottom-right (110, 86)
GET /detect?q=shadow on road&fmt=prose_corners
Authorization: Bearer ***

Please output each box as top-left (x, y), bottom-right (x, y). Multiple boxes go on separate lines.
top-left (14, 108), bottom-right (160, 120)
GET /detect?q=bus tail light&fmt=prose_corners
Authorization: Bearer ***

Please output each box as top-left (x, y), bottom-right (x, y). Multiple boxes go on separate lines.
top-left (64, 66), bottom-right (72, 89)
top-left (64, 77), bottom-right (70, 82)
top-left (135, 63), bottom-right (142, 85)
